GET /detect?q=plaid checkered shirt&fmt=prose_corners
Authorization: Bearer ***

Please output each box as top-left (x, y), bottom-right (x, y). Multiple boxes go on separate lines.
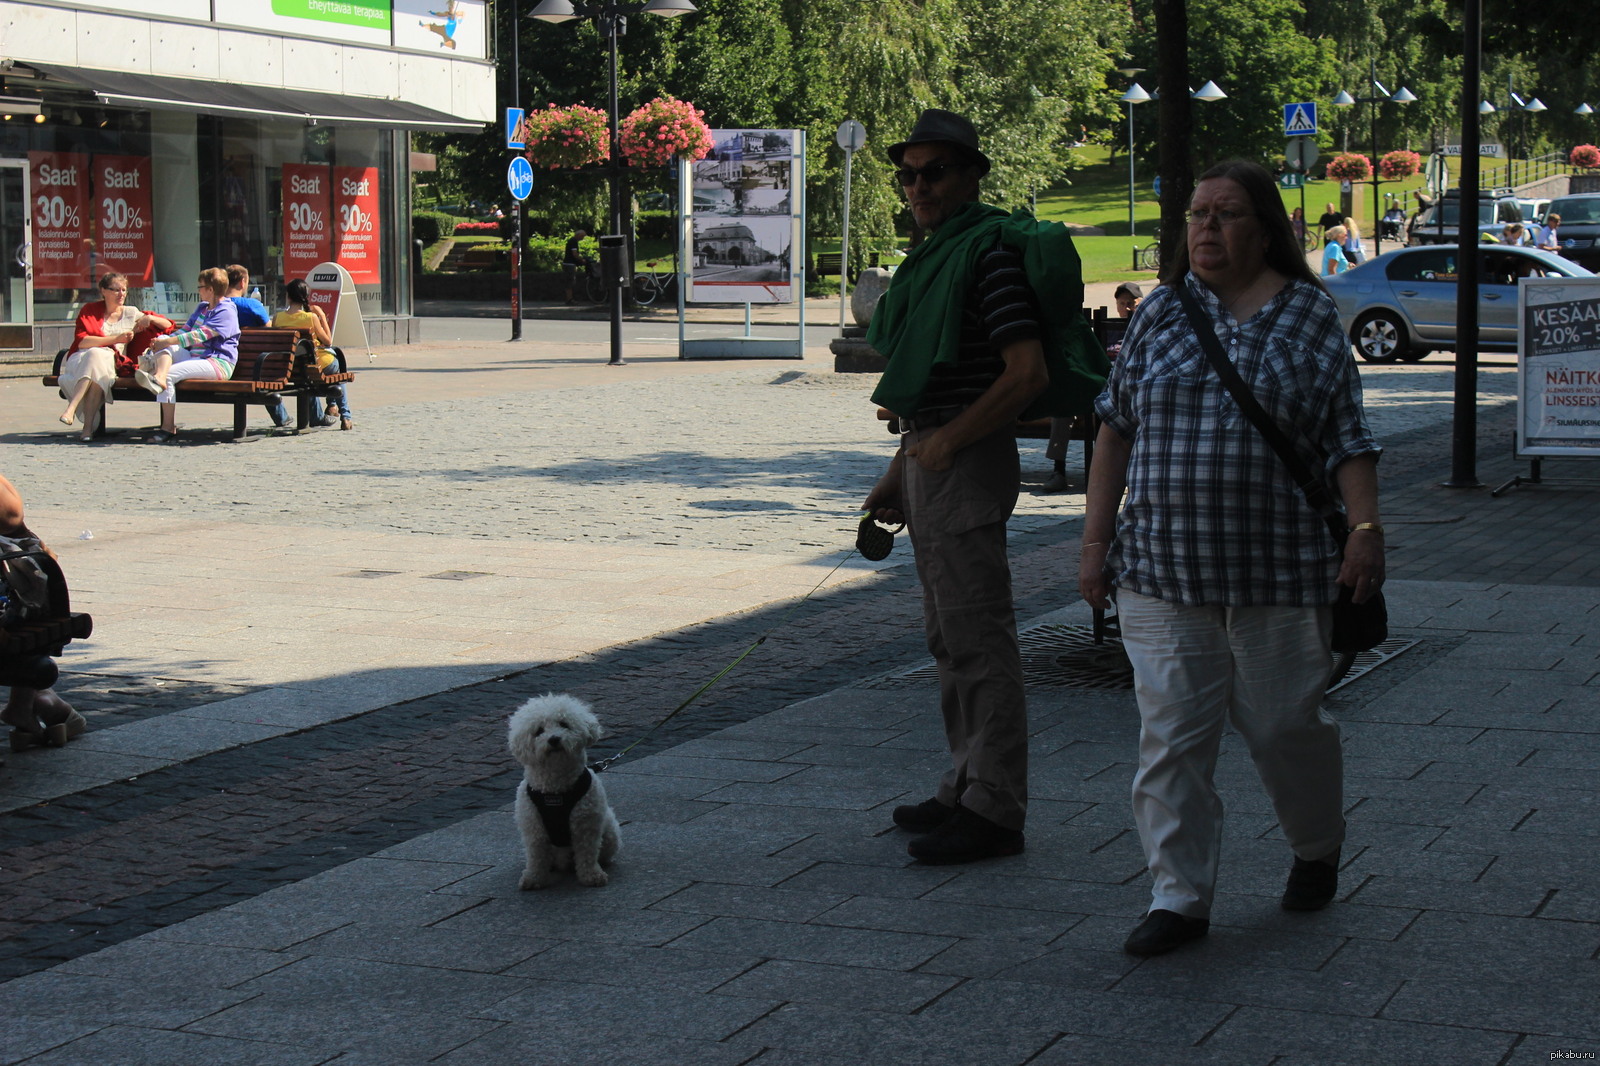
top-left (1095, 273), bottom-right (1381, 607)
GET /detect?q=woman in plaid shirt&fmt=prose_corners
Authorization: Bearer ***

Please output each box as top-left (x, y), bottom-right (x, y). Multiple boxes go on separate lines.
top-left (1080, 161), bottom-right (1384, 958)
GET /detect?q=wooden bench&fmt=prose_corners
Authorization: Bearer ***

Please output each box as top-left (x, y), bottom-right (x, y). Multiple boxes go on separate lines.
top-left (44, 328), bottom-right (355, 442)
top-left (813, 251), bottom-right (890, 282)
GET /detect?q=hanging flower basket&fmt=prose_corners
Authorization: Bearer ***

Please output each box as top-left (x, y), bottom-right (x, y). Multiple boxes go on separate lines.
top-left (1326, 153), bottom-right (1373, 182)
top-left (1378, 150), bottom-right (1422, 180)
top-left (523, 104), bottom-right (611, 169)
top-left (619, 96), bottom-right (714, 168)
top-left (1571, 144), bottom-right (1600, 169)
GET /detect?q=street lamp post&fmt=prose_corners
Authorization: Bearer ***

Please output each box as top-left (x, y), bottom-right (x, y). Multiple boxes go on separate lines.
top-left (528, 0), bottom-right (696, 367)
top-left (1120, 82), bottom-right (1151, 240)
top-left (1332, 60), bottom-right (1415, 257)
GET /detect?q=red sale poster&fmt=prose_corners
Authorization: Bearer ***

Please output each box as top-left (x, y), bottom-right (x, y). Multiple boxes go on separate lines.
top-left (28, 152), bottom-right (91, 288)
top-left (94, 155), bottom-right (155, 284)
top-left (332, 166), bottom-right (381, 285)
top-left (282, 164), bottom-right (332, 282)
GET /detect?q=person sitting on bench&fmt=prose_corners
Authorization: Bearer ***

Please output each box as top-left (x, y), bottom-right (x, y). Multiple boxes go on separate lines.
top-left (135, 267), bottom-right (240, 444)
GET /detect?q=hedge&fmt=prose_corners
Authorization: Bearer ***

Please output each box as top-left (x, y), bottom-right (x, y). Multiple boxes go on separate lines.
top-left (636, 209), bottom-right (674, 242)
top-left (525, 234), bottom-right (598, 272)
top-left (413, 210), bottom-right (458, 244)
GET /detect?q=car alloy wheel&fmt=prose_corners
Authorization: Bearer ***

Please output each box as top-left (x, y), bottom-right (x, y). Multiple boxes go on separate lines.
top-left (1352, 310), bottom-right (1409, 363)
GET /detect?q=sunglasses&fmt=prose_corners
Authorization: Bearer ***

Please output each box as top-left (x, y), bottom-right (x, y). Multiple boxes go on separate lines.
top-left (895, 161), bottom-right (966, 187)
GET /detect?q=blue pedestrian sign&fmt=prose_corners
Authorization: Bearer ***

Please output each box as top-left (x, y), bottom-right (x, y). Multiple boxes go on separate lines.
top-left (507, 156), bottom-right (534, 202)
top-left (1283, 102), bottom-right (1317, 136)
top-left (506, 107), bottom-right (526, 150)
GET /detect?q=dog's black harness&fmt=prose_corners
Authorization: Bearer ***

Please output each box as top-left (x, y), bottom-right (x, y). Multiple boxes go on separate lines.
top-left (524, 769), bottom-right (593, 848)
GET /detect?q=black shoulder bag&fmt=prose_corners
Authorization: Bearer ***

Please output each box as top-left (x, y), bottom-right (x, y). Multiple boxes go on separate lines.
top-left (1173, 284), bottom-right (1386, 654)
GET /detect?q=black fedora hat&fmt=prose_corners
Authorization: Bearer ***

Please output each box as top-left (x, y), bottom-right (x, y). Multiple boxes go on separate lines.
top-left (887, 109), bottom-right (991, 176)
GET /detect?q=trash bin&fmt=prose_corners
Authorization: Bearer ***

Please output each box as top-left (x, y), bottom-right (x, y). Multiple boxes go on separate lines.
top-left (598, 234), bottom-right (627, 295)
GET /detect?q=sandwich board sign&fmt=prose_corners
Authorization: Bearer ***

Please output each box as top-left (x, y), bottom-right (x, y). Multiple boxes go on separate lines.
top-left (307, 261), bottom-right (369, 356)
top-left (1516, 276), bottom-right (1600, 457)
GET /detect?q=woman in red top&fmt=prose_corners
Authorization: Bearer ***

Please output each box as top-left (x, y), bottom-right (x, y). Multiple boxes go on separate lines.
top-left (57, 273), bottom-right (171, 442)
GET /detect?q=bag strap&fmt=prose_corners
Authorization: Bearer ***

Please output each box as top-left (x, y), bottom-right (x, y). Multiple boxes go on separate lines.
top-left (1172, 282), bottom-right (1346, 545)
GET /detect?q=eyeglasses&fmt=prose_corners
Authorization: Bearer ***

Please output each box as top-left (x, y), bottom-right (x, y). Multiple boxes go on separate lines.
top-left (895, 161), bottom-right (964, 187)
top-left (1185, 208), bottom-right (1254, 228)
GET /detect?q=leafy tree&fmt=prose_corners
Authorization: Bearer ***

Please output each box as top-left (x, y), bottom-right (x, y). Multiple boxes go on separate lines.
top-left (419, 0), bottom-right (1134, 270)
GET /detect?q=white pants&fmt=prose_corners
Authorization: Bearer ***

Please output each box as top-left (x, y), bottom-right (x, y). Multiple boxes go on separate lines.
top-left (1118, 590), bottom-right (1345, 919)
top-left (144, 350), bottom-right (226, 404)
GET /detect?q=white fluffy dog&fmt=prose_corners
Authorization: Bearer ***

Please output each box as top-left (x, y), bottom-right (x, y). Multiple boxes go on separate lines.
top-left (508, 694), bottom-right (621, 889)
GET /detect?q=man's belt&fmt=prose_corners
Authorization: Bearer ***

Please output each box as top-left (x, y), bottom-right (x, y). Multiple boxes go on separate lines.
top-left (895, 407), bottom-right (964, 434)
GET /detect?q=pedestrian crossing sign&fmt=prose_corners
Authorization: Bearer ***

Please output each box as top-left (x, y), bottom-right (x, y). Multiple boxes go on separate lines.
top-left (1283, 103), bottom-right (1317, 136)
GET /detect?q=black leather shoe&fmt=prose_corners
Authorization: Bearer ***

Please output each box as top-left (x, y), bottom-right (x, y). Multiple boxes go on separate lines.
top-left (892, 797), bottom-right (955, 832)
top-left (1123, 909), bottom-right (1210, 957)
top-left (1282, 851), bottom-right (1340, 911)
top-left (906, 806), bottom-right (1024, 865)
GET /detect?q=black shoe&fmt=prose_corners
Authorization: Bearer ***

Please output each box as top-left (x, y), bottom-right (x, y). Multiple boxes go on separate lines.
top-left (1123, 909), bottom-right (1210, 957)
top-left (906, 806), bottom-right (1024, 865)
top-left (1040, 471), bottom-right (1068, 494)
top-left (892, 797), bottom-right (955, 832)
top-left (1282, 851), bottom-right (1340, 911)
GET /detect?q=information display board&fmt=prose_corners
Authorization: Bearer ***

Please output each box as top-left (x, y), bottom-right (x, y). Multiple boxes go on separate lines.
top-left (1517, 276), bottom-right (1600, 456)
top-left (688, 129), bottom-right (801, 305)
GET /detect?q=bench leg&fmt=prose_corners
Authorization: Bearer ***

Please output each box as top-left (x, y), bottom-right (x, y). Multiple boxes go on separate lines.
top-left (295, 394), bottom-right (312, 433)
top-left (233, 404), bottom-right (248, 441)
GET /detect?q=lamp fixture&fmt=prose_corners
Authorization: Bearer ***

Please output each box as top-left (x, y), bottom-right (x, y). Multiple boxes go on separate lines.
top-left (1191, 80), bottom-right (1227, 102)
top-left (1330, 65), bottom-right (1417, 256)
top-left (527, 0), bottom-right (699, 366)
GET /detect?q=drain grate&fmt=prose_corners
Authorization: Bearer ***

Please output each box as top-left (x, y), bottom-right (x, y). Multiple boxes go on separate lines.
top-left (1327, 638), bottom-right (1422, 692)
top-left (862, 624), bottom-right (1420, 693)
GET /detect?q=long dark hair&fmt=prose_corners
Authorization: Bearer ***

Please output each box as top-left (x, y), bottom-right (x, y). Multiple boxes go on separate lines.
top-left (1161, 159), bottom-right (1323, 290)
top-left (285, 278), bottom-right (310, 308)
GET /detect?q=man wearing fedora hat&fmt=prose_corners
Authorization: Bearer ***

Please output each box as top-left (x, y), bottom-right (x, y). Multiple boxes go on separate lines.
top-left (862, 108), bottom-right (1104, 865)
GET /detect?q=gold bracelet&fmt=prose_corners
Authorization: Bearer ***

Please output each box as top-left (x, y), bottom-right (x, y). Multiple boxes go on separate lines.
top-left (1348, 522), bottom-right (1384, 536)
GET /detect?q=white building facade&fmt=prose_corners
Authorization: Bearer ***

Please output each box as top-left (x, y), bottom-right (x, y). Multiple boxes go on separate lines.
top-left (1, 0), bottom-right (494, 355)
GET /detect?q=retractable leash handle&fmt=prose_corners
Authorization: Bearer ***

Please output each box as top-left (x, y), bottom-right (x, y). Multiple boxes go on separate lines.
top-left (590, 511), bottom-right (901, 771)
top-left (855, 511), bottom-right (905, 561)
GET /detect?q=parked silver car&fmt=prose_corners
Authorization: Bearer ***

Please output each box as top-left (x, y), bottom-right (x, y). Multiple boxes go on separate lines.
top-left (1323, 244), bottom-right (1594, 362)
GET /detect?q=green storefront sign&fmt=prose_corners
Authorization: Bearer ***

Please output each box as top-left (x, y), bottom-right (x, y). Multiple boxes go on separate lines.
top-left (272, 0), bottom-right (390, 29)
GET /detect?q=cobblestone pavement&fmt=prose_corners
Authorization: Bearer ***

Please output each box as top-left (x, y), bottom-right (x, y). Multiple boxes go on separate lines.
top-left (3, 330), bottom-right (1596, 1064)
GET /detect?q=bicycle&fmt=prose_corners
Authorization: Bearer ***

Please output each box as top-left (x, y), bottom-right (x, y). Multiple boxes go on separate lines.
top-left (581, 258), bottom-right (608, 304)
top-left (1135, 242), bottom-right (1161, 272)
top-left (630, 260), bottom-right (674, 306)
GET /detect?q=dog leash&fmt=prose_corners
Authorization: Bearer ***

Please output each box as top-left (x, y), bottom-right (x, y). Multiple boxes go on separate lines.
top-left (589, 512), bottom-right (901, 772)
